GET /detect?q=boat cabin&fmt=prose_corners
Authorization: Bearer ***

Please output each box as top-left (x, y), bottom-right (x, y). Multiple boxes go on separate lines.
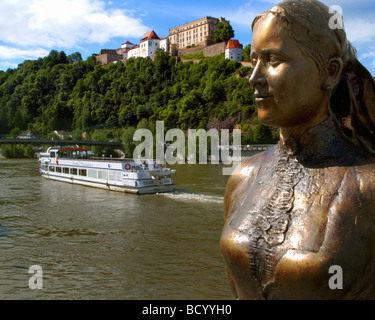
top-left (46, 146), bottom-right (90, 159)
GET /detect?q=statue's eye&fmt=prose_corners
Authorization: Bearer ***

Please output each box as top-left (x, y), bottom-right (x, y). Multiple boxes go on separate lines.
top-left (269, 54), bottom-right (282, 67)
top-left (250, 54), bottom-right (258, 68)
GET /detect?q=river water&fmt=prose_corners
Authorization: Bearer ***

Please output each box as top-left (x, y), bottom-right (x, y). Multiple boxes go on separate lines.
top-left (0, 158), bottom-right (235, 300)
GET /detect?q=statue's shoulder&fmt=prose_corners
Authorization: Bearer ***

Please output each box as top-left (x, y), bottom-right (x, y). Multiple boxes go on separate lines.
top-left (352, 153), bottom-right (375, 195)
top-left (224, 145), bottom-right (278, 222)
top-left (227, 146), bottom-right (276, 187)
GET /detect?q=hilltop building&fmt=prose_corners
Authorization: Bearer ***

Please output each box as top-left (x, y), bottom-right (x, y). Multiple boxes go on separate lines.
top-left (225, 39), bottom-right (243, 61)
top-left (96, 16), bottom-right (244, 65)
top-left (123, 30), bottom-right (170, 60)
top-left (169, 16), bottom-right (227, 49)
top-left (121, 41), bottom-right (134, 49)
top-left (95, 49), bottom-right (123, 65)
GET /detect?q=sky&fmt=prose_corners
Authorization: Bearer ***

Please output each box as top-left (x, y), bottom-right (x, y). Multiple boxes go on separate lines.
top-left (0, 0), bottom-right (375, 75)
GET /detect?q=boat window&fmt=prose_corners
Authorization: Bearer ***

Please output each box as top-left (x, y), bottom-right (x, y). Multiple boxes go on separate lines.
top-left (79, 151), bottom-right (87, 158)
top-left (56, 167), bottom-right (62, 173)
top-left (79, 169), bottom-right (87, 176)
top-left (98, 171), bottom-right (108, 180)
top-left (63, 167), bottom-right (69, 174)
top-left (88, 170), bottom-right (97, 178)
top-left (70, 168), bottom-right (77, 175)
top-left (50, 152), bottom-right (56, 158)
top-left (49, 166), bottom-right (55, 172)
top-left (109, 171), bottom-right (121, 181)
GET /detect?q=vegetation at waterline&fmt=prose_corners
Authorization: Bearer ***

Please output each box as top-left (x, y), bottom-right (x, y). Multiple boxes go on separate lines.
top-left (0, 145), bottom-right (35, 158)
top-left (0, 49), bottom-right (277, 157)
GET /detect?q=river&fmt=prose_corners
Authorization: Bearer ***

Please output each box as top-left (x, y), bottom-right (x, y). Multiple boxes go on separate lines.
top-left (0, 158), bottom-right (235, 300)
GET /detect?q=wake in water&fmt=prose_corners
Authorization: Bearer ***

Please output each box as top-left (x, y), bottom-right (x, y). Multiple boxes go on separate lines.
top-left (160, 189), bottom-right (224, 204)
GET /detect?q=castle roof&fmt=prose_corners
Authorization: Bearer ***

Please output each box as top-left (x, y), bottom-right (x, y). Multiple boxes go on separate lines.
top-left (140, 30), bottom-right (160, 42)
top-left (122, 40), bottom-right (134, 45)
top-left (226, 39), bottom-right (242, 49)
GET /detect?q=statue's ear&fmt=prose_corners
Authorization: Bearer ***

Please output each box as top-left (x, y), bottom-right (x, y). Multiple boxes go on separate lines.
top-left (323, 57), bottom-right (343, 91)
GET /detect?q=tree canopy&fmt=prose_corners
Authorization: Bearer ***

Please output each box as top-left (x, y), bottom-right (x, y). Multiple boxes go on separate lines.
top-left (214, 22), bottom-right (235, 43)
top-left (0, 49), bottom-right (277, 148)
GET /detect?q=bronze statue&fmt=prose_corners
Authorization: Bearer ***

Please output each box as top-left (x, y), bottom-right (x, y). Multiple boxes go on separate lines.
top-left (220, 0), bottom-right (375, 299)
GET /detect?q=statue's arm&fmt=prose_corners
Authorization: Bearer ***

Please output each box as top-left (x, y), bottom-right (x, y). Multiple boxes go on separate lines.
top-left (222, 169), bottom-right (243, 299)
top-left (222, 154), bottom-right (266, 299)
top-left (224, 154), bottom-right (265, 223)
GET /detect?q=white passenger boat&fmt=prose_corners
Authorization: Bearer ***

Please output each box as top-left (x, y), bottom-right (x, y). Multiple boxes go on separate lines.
top-left (39, 146), bottom-right (175, 194)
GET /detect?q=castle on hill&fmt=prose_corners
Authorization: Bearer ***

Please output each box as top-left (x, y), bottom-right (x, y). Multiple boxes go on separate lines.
top-left (95, 16), bottom-right (243, 65)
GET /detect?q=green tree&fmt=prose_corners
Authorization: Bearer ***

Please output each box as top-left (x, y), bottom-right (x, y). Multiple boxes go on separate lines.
top-left (242, 44), bottom-right (251, 62)
top-left (214, 22), bottom-right (235, 43)
top-left (1, 144), bottom-right (35, 158)
top-left (44, 50), bottom-right (68, 68)
top-left (67, 52), bottom-right (83, 64)
top-left (121, 126), bottom-right (136, 158)
top-left (90, 129), bottom-right (117, 157)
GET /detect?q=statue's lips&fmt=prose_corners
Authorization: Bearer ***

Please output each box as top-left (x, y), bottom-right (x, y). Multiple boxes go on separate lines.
top-left (255, 94), bottom-right (273, 102)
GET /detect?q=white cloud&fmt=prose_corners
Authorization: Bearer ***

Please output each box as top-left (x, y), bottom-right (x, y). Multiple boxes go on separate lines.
top-left (324, 0), bottom-right (375, 5)
top-left (0, 0), bottom-right (149, 48)
top-left (211, 1), bottom-right (259, 33)
top-left (360, 51), bottom-right (375, 60)
top-left (345, 18), bottom-right (375, 44)
top-left (0, 61), bottom-right (19, 70)
top-left (257, 0), bottom-right (375, 5)
top-left (226, 7), bottom-right (258, 30)
top-left (0, 45), bottom-right (49, 60)
top-left (358, 50), bottom-right (375, 73)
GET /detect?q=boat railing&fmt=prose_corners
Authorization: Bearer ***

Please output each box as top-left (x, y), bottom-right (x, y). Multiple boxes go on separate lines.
top-left (88, 157), bottom-right (130, 162)
top-left (88, 157), bottom-right (162, 165)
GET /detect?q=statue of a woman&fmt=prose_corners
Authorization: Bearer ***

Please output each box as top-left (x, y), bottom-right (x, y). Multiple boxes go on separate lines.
top-left (220, 0), bottom-right (375, 299)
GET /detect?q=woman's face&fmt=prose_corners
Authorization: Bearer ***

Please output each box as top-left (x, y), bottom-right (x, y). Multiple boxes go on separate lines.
top-left (250, 13), bottom-right (328, 129)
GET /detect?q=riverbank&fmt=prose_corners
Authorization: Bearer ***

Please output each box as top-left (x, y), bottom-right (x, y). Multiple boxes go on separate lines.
top-left (0, 144), bottom-right (35, 158)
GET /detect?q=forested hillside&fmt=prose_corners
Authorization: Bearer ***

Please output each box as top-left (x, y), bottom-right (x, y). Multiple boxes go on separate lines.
top-left (0, 49), bottom-right (277, 148)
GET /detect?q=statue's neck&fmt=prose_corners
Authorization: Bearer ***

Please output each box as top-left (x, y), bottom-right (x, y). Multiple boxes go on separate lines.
top-left (278, 116), bottom-right (356, 166)
top-left (279, 112), bottom-right (330, 143)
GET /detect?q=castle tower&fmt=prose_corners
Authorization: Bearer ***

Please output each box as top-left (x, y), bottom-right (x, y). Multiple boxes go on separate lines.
top-left (140, 30), bottom-right (161, 58)
top-left (225, 39), bottom-right (243, 61)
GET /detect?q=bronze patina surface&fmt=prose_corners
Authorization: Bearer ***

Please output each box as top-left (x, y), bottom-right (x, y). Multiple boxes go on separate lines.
top-left (220, 0), bottom-right (375, 299)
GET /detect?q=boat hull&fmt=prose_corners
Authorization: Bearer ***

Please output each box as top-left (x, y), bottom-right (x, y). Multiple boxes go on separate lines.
top-left (41, 172), bottom-right (174, 195)
top-left (38, 146), bottom-right (176, 195)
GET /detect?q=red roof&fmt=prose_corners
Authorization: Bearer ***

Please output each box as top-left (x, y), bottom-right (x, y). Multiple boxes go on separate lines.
top-left (128, 45), bottom-right (139, 52)
top-left (226, 39), bottom-right (242, 49)
top-left (141, 30), bottom-right (160, 42)
top-left (122, 40), bottom-right (134, 45)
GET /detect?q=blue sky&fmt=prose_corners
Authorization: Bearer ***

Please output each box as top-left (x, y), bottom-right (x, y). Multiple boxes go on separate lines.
top-left (1, 0), bottom-right (375, 75)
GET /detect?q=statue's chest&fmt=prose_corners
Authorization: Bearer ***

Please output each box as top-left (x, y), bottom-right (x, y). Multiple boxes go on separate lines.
top-left (227, 156), bottom-right (343, 286)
